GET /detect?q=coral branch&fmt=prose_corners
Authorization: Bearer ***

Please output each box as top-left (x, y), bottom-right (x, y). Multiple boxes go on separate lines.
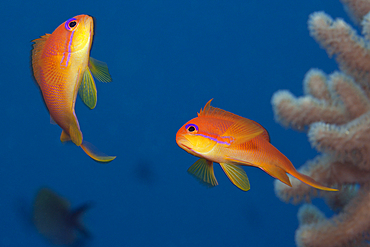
top-left (340, 0), bottom-right (370, 24)
top-left (303, 69), bottom-right (331, 101)
top-left (272, 70), bottom-right (351, 130)
top-left (309, 11), bottom-right (370, 90)
top-left (329, 72), bottom-right (370, 118)
top-left (308, 113), bottom-right (370, 169)
top-left (272, 90), bottom-right (346, 130)
top-left (296, 187), bottom-right (370, 247)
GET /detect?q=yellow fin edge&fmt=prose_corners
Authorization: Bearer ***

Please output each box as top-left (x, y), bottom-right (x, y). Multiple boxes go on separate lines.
top-left (80, 141), bottom-right (116, 163)
top-left (219, 163), bottom-right (250, 191)
top-left (187, 158), bottom-right (218, 187)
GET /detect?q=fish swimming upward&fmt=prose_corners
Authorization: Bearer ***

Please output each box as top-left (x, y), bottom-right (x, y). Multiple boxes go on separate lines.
top-left (31, 15), bottom-right (115, 162)
top-left (176, 99), bottom-right (338, 192)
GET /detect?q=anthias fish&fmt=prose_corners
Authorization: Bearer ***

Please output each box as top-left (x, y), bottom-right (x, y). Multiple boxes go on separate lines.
top-left (31, 15), bottom-right (115, 162)
top-left (176, 99), bottom-right (338, 192)
top-left (33, 188), bottom-right (92, 245)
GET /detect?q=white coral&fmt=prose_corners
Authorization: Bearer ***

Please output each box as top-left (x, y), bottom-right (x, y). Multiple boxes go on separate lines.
top-left (272, 1), bottom-right (370, 246)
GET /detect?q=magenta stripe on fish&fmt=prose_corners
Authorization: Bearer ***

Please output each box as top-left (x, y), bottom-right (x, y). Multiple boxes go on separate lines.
top-left (195, 133), bottom-right (231, 146)
top-left (60, 31), bottom-right (74, 67)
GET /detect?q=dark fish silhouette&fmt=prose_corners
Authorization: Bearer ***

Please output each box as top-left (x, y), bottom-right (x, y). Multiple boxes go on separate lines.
top-left (33, 188), bottom-right (92, 245)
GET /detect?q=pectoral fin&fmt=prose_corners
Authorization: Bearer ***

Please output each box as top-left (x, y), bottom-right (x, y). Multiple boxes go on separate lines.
top-left (222, 119), bottom-right (264, 146)
top-left (187, 158), bottom-right (218, 187)
top-left (79, 69), bottom-right (97, 109)
top-left (219, 163), bottom-right (250, 191)
top-left (89, 57), bottom-right (112, 83)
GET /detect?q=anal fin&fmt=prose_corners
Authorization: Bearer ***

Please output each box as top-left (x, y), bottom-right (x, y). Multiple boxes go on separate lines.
top-left (69, 125), bottom-right (83, 147)
top-left (219, 163), bottom-right (250, 191)
top-left (262, 165), bottom-right (292, 187)
top-left (225, 155), bottom-right (292, 187)
top-left (60, 130), bottom-right (71, 143)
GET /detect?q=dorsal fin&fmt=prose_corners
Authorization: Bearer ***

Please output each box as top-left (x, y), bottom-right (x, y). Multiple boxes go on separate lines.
top-left (223, 119), bottom-right (264, 146)
top-left (250, 120), bottom-right (270, 142)
top-left (198, 99), bottom-right (270, 142)
top-left (198, 99), bottom-right (243, 122)
top-left (31, 34), bottom-right (51, 85)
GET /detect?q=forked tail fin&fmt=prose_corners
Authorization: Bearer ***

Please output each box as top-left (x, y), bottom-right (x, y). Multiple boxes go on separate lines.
top-left (70, 202), bottom-right (94, 238)
top-left (290, 170), bottom-right (338, 192)
top-left (80, 141), bottom-right (116, 163)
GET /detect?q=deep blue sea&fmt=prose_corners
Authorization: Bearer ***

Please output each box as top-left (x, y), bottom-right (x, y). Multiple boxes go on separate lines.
top-left (1, 1), bottom-right (348, 246)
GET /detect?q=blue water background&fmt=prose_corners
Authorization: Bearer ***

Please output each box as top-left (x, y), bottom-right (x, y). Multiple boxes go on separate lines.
top-left (1, 1), bottom-right (348, 246)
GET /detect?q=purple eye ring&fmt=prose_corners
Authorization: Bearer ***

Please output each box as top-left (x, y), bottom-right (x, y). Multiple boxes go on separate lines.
top-left (185, 124), bottom-right (198, 133)
top-left (65, 18), bottom-right (78, 31)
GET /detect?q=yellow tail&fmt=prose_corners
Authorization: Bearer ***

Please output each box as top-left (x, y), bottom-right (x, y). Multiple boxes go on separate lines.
top-left (80, 141), bottom-right (116, 163)
top-left (290, 170), bottom-right (338, 192)
top-left (258, 159), bottom-right (337, 191)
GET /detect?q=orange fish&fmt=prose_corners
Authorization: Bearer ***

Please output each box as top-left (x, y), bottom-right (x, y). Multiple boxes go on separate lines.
top-left (176, 99), bottom-right (338, 192)
top-left (31, 15), bottom-right (115, 162)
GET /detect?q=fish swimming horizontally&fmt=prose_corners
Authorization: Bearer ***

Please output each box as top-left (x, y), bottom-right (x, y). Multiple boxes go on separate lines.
top-left (33, 188), bottom-right (92, 245)
top-left (31, 15), bottom-right (115, 162)
top-left (176, 99), bottom-right (338, 192)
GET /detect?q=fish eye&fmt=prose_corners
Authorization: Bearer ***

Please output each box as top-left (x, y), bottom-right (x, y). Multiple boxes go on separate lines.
top-left (65, 18), bottom-right (78, 31)
top-left (69, 21), bottom-right (77, 28)
top-left (185, 124), bottom-right (198, 133)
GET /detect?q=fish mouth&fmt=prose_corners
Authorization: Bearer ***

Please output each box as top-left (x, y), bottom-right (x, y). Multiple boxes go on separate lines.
top-left (85, 15), bottom-right (94, 34)
top-left (176, 137), bottom-right (191, 150)
top-left (84, 15), bottom-right (94, 49)
top-left (176, 138), bottom-right (199, 157)
top-left (179, 143), bottom-right (192, 152)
